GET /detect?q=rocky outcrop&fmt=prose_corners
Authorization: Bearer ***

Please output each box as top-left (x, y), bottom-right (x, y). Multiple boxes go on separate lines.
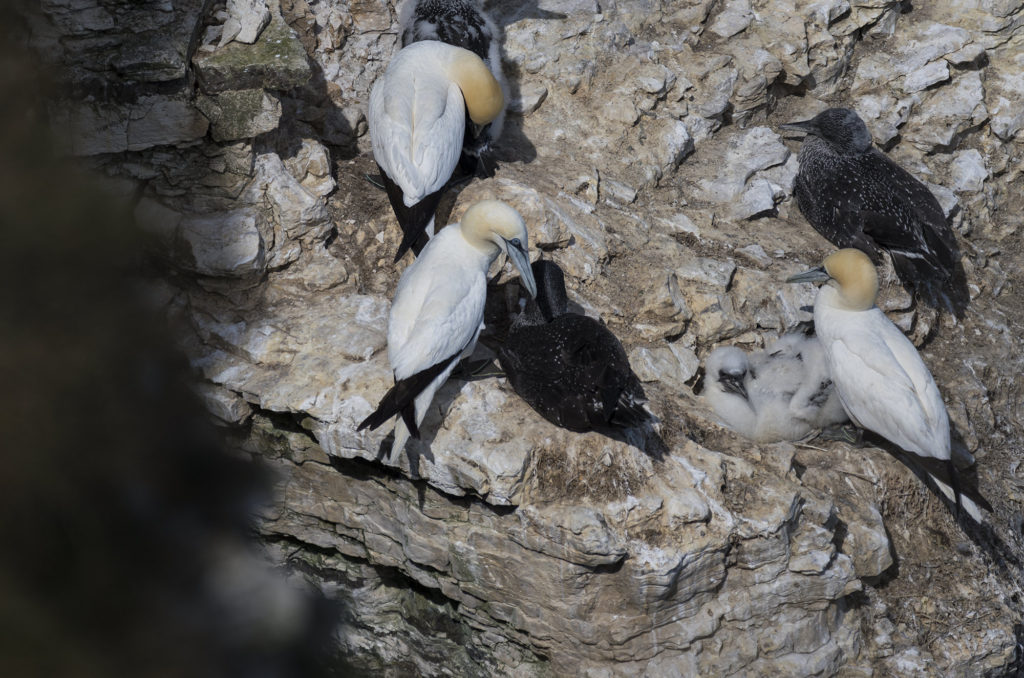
top-left (25, 0), bottom-right (1024, 675)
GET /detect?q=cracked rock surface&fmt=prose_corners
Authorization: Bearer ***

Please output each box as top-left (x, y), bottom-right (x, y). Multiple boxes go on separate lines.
top-left (25, 0), bottom-right (1024, 675)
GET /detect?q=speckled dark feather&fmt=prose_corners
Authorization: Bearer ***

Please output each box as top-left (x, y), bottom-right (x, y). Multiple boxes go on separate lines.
top-left (789, 108), bottom-right (969, 316)
top-left (401, 0), bottom-right (494, 63)
top-left (498, 261), bottom-right (654, 434)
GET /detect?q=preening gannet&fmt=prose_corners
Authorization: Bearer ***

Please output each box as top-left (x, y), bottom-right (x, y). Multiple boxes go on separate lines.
top-left (369, 40), bottom-right (505, 261)
top-left (787, 248), bottom-right (987, 520)
top-left (703, 333), bottom-right (848, 443)
top-left (498, 260), bottom-right (655, 433)
top-left (358, 200), bottom-right (536, 458)
top-left (398, 0), bottom-right (508, 166)
top-left (780, 108), bottom-right (967, 316)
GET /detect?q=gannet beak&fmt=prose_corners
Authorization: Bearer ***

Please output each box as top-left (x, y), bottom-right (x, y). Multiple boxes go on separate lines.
top-left (719, 372), bottom-right (748, 400)
top-left (504, 238), bottom-right (537, 298)
top-left (786, 266), bottom-right (831, 284)
top-left (779, 119), bottom-right (818, 135)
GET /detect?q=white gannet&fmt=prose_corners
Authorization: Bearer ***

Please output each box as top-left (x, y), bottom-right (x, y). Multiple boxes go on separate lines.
top-left (703, 333), bottom-right (848, 443)
top-left (497, 260), bottom-right (656, 433)
top-left (368, 40), bottom-right (505, 261)
top-left (780, 107), bottom-right (967, 316)
top-left (358, 200), bottom-right (537, 458)
top-left (398, 0), bottom-right (508, 169)
top-left (787, 248), bottom-right (987, 520)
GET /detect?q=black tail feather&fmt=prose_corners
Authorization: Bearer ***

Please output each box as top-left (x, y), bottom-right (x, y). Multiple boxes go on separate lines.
top-left (357, 353), bottom-right (462, 435)
top-left (890, 253), bottom-right (969, 318)
top-left (946, 458), bottom-right (964, 521)
top-left (943, 457), bottom-right (993, 523)
top-left (610, 392), bottom-right (657, 430)
top-left (400, 403), bottom-right (420, 439)
top-left (376, 162), bottom-right (443, 262)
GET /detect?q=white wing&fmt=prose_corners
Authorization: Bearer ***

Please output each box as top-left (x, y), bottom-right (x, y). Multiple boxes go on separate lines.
top-left (387, 232), bottom-right (486, 380)
top-left (872, 312), bottom-right (948, 432)
top-left (369, 53), bottom-right (464, 205)
top-left (827, 321), bottom-right (948, 459)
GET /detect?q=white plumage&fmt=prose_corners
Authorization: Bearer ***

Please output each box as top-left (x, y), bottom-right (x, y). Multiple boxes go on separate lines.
top-left (398, 0), bottom-right (508, 156)
top-left (788, 248), bottom-right (986, 521)
top-left (370, 42), bottom-right (462, 209)
top-left (368, 40), bottom-right (504, 261)
top-left (821, 307), bottom-right (948, 457)
top-left (359, 200), bottom-right (536, 458)
top-left (703, 333), bottom-right (847, 443)
top-left (754, 333), bottom-right (848, 430)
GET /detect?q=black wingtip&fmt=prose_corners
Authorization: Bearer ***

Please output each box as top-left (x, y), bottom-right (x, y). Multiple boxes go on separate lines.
top-left (945, 458), bottom-right (994, 523)
top-left (400, 403), bottom-right (420, 439)
top-left (393, 227), bottom-right (431, 262)
top-left (890, 252), bottom-right (970, 318)
top-left (358, 409), bottom-right (386, 432)
top-left (358, 354), bottom-right (462, 438)
top-left (377, 163), bottom-right (445, 262)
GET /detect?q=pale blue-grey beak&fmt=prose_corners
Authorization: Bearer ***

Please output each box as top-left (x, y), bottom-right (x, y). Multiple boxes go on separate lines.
top-left (504, 238), bottom-right (537, 298)
top-left (786, 266), bottom-right (831, 284)
top-left (779, 119), bottom-right (819, 135)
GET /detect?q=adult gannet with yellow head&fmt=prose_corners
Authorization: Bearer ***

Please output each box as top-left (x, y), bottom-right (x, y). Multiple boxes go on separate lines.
top-left (358, 200), bottom-right (537, 458)
top-left (369, 40), bottom-right (505, 261)
top-left (398, 0), bottom-right (509, 169)
top-left (787, 248), bottom-right (987, 521)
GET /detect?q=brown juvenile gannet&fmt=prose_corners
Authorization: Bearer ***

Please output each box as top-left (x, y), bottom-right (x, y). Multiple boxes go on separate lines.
top-left (781, 107), bottom-right (968, 316)
top-left (498, 260), bottom-right (656, 434)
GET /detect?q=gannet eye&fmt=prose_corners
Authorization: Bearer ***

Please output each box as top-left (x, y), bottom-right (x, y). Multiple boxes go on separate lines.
top-left (510, 237), bottom-right (522, 250)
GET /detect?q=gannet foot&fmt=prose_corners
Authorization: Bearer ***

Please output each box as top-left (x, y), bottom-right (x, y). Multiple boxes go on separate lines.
top-left (818, 423), bottom-right (864, 446)
top-left (454, 358), bottom-right (504, 380)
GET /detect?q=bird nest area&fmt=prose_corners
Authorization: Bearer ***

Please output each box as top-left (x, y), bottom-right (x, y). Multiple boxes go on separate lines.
top-left (522, 435), bottom-right (653, 505)
top-left (852, 452), bottom-right (1020, 662)
top-left (301, 109), bottom-right (1024, 675)
top-left (326, 155), bottom-right (409, 297)
top-left (870, 487), bottom-right (1012, 666)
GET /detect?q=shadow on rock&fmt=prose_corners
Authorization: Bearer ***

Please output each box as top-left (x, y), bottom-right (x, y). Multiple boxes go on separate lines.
top-left (0, 27), bottom-right (344, 677)
top-left (486, 0), bottom-right (572, 168)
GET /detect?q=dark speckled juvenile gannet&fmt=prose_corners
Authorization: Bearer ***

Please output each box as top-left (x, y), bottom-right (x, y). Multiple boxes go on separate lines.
top-left (780, 108), bottom-right (967, 316)
top-left (398, 0), bottom-right (508, 167)
top-left (704, 333), bottom-right (848, 443)
top-left (498, 260), bottom-right (655, 434)
top-left (788, 248), bottom-right (988, 521)
top-left (359, 201), bottom-right (536, 457)
top-left (369, 40), bottom-right (504, 261)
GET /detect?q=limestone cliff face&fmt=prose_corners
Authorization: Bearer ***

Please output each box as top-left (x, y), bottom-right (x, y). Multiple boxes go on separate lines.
top-left (25, 0), bottom-right (1024, 675)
